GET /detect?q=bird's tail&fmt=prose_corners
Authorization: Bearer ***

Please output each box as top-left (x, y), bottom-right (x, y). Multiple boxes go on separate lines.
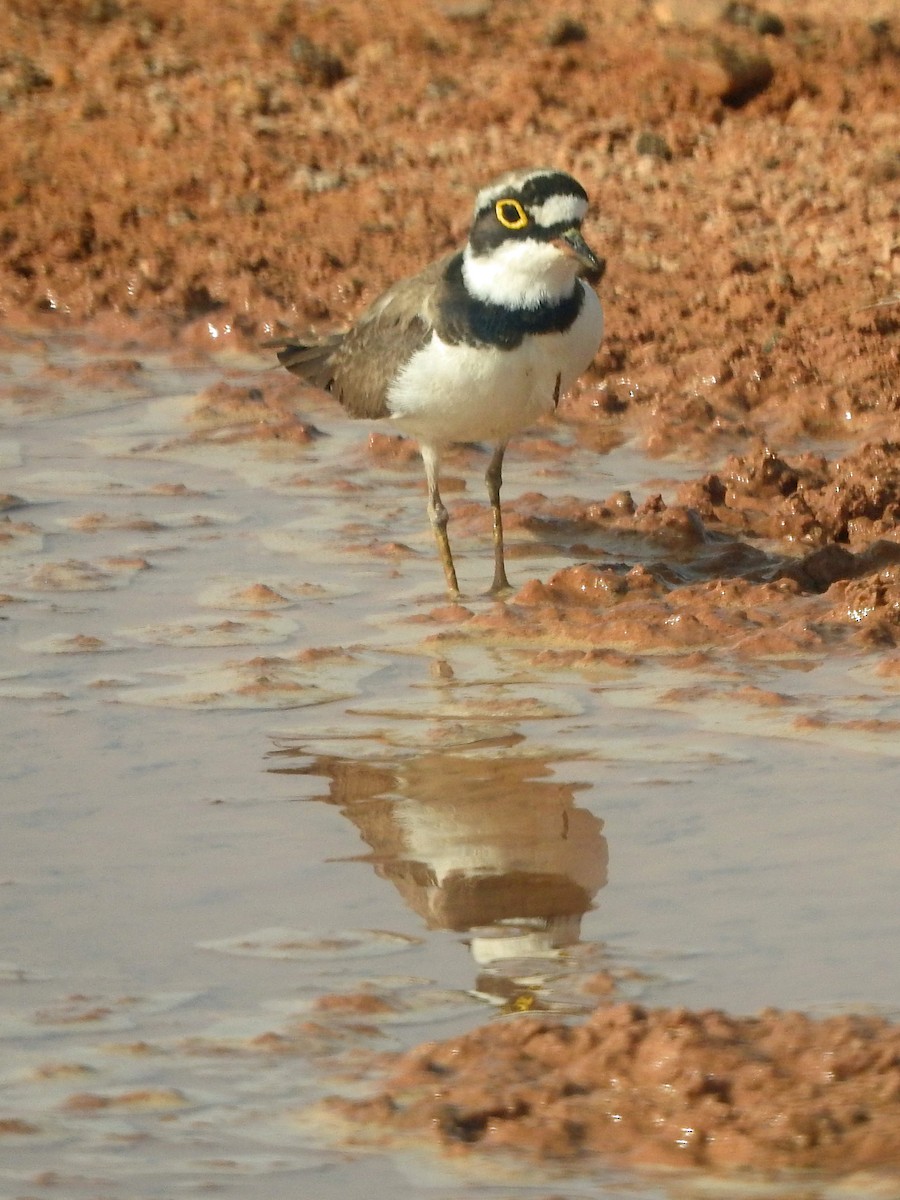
top-left (263, 332), bottom-right (344, 390)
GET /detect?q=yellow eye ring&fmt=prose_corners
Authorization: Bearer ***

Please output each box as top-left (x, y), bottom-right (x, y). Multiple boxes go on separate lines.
top-left (495, 198), bottom-right (529, 230)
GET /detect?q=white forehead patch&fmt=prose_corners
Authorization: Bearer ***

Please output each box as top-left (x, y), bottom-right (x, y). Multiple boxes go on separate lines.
top-left (529, 193), bottom-right (588, 229)
top-left (474, 169), bottom-right (555, 212)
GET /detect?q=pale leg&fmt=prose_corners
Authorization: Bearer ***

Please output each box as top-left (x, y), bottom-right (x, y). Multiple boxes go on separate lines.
top-left (420, 444), bottom-right (459, 598)
top-left (486, 442), bottom-right (511, 595)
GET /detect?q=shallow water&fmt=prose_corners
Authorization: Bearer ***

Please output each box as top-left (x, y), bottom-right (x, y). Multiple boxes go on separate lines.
top-left (2, 333), bottom-right (899, 1199)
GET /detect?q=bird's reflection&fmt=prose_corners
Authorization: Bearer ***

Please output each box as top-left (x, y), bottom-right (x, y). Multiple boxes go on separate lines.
top-left (269, 745), bottom-right (609, 1009)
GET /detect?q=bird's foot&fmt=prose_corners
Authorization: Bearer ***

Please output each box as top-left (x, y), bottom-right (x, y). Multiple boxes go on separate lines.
top-left (487, 573), bottom-right (513, 598)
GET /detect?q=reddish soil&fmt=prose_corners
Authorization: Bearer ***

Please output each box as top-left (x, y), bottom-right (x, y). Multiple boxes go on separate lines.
top-left (330, 1002), bottom-right (900, 1173)
top-left (2, 0), bottom-right (899, 1181)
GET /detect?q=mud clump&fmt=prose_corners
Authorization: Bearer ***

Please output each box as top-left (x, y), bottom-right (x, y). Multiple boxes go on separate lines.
top-left (680, 443), bottom-right (900, 549)
top-left (331, 1002), bottom-right (900, 1174)
top-left (461, 488), bottom-right (900, 655)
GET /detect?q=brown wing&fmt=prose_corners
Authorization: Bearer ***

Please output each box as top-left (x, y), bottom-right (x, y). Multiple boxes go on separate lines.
top-left (272, 256), bottom-right (452, 421)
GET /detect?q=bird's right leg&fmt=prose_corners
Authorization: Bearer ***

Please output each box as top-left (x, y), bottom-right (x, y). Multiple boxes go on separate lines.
top-left (420, 444), bottom-right (459, 598)
top-left (485, 442), bottom-right (511, 595)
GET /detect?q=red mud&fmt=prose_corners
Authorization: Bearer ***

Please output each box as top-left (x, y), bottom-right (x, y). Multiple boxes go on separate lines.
top-left (329, 1002), bottom-right (900, 1173)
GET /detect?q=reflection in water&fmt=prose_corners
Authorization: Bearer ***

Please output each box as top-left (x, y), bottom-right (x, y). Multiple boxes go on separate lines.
top-left (269, 747), bottom-right (610, 1009)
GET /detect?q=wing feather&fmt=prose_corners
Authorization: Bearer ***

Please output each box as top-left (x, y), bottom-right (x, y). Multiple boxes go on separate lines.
top-left (271, 256), bottom-right (452, 420)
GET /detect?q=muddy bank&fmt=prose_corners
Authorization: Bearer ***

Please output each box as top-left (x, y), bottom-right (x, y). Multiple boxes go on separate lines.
top-left (329, 1001), bottom-right (900, 1174)
top-left (416, 474), bottom-right (900, 658)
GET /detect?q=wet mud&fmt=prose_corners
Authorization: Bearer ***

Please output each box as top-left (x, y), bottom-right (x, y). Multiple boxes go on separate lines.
top-left (1, 0), bottom-right (899, 1195)
top-left (331, 1003), bottom-right (900, 1172)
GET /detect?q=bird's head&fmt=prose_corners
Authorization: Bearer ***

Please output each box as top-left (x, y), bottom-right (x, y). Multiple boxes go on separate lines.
top-left (463, 168), bottom-right (605, 309)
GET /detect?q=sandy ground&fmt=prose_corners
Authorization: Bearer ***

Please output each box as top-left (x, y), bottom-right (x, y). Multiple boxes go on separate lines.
top-left (1, 0), bottom-right (900, 1190)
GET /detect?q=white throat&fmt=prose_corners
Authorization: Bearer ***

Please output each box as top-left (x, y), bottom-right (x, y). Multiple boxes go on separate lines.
top-left (462, 239), bottom-right (580, 310)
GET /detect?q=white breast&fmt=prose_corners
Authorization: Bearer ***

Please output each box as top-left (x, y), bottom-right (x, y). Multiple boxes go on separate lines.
top-left (386, 286), bottom-right (603, 448)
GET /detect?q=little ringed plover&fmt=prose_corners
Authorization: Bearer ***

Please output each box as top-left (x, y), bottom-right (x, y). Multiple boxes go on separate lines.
top-left (271, 167), bottom-right (605, 596)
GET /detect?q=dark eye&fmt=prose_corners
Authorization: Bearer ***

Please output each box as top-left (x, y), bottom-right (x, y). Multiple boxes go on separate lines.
top-left (495, 198), bottom-right (529, 230)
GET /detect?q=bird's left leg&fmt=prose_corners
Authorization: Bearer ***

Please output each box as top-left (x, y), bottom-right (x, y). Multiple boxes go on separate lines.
top-left (486, 442), bottom-right (511, 595)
